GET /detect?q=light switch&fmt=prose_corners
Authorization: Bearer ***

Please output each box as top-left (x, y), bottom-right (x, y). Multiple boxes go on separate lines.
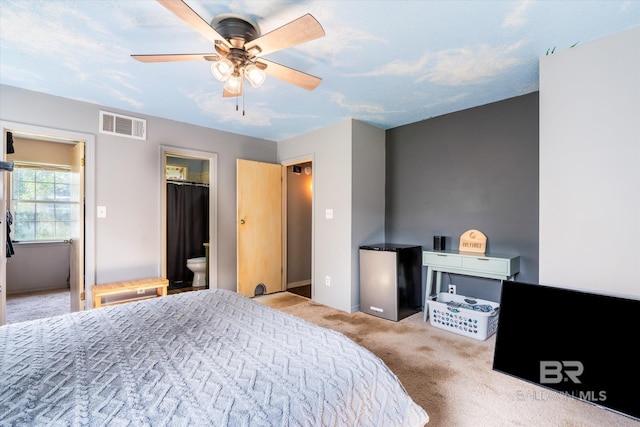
top-left (97, 206), bottom-right (107, 218)
top-left (325, 209), bottom-right (333, 219)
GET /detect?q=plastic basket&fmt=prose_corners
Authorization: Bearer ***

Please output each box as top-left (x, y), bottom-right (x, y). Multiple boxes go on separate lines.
top-left (429, 293), bottom-right (500, 341)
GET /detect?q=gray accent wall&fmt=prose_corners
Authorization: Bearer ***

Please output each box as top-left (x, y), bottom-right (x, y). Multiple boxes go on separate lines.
top-left (385, 93), bottom-right (539, 302)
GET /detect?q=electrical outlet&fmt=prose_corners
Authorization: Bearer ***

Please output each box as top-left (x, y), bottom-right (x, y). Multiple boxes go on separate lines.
top-left (325, 276), bottom-right (331, 286)
top-left (136, 288), bottom-right (145, 295)
top-left (448, 284), bottom-right (457, 294)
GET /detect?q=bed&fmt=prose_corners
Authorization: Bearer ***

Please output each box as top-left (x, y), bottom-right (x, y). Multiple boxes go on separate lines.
top-left (0, 289), bottom-right (428, 426)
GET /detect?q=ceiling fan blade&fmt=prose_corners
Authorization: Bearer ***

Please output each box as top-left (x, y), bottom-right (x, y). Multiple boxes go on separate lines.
top-left (256, 58), bottom-right (322, 91)
top-left (157, 0), bottom-right (232, 51)
top-left (131, 53), bottom-right (219, 63)
top-left (245, 14), bottom-right (324, 57)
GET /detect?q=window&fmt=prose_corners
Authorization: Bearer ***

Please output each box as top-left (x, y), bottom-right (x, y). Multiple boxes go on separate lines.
top-left (11, 164), bottom-right (78, 242)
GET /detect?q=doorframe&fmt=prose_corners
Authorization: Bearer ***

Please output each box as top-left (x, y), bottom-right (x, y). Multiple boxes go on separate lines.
top-left (0, 121), bottom-right (96, 323)
top-left (280, 155), bottom-right (314, 299)
top-left (159, 145), bottom-right (218, 290)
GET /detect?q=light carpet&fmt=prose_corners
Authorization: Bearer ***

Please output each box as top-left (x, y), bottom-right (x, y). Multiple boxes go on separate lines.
top-left (256, 292), bottom-right (638, 427)
top-left (5, 289), bottom-right (69, 324)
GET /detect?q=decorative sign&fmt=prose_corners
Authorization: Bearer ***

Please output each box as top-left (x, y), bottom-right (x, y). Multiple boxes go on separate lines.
top-left (166, 165), bottom-right (187, 181)
top-left (459, 229), bottom-right (487, 254)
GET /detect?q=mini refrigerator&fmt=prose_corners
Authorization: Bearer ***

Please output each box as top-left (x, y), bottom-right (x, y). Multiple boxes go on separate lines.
top-left (359, 244), bottom-right (422, 321)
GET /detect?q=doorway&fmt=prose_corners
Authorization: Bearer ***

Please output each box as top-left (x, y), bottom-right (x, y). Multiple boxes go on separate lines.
top-left (160, 147), bottom-right (217, 292)
top-left (235, 157), bottom-right (313, 299)
top-left (284, 159), bottom-right (313, 299)
top-left (0, 121), bottom-right (96, 325)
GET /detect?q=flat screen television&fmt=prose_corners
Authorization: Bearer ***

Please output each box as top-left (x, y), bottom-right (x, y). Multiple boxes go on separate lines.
top-left (493, 280), bottom-right (639, 421)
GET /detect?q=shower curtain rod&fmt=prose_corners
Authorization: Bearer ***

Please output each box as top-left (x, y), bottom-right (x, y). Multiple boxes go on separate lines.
top-left (167, 180), bottom-right (209, 187)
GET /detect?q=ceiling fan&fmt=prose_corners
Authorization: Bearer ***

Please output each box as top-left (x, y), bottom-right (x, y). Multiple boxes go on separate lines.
top-left (131, 0), bottom-right (325, 98)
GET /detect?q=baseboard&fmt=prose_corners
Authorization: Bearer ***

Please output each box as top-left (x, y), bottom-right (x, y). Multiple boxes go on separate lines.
top-left (287, 280), bottom-right (311, 289)
top-left (7, 285), bottom-right (69, 295)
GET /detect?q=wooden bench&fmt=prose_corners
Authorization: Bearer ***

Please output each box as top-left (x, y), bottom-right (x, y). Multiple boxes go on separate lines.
top-left (92, 277), bottom-right (168, 308)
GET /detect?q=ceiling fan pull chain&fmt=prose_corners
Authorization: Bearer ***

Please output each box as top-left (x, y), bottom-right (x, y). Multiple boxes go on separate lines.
top-left (243, 91), bottom-right (246, 116)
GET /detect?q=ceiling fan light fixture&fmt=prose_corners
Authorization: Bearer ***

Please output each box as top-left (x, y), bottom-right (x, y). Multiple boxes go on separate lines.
top-left (224, 72), bottom-right (244, 94)
top-left (133, 4), bottom-right (325, 104)
top-left (244, 64), bottom-right (266, 88)
top-left (247, 46), bottom-right (262, 56)
top-left (211, 58), bottom-right (234, 81)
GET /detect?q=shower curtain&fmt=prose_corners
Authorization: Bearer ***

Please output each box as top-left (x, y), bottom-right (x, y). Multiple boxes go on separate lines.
top-left (166, 183), bottom-right (209, 286)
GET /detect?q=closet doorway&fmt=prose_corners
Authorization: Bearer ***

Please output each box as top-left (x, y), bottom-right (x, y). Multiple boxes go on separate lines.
top-left (160, 147), bottom-right (217, 292)
top-left (283, 159), bottom-right (313, 299)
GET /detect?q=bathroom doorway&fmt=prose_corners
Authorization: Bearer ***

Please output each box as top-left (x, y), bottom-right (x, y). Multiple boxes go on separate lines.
top-left (160, 147), bottom-right (217, 292)
top-left (284, 159), bottom-right (313, 299)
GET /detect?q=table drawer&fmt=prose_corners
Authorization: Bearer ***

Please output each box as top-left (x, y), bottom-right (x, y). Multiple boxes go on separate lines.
top-left (423, 252), bottom-right (463, 268)
top-left (462, 257), bottom-right (508, 275)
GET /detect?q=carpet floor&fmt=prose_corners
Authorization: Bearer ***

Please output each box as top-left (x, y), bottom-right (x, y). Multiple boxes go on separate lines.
top-left (5, 289), bottom-right (70, 324)
top-left (256, 291), bottom-right (638, 427)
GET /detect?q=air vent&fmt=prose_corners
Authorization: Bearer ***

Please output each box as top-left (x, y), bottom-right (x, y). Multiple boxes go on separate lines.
top-left (99, 111), bottom-right (146, 140)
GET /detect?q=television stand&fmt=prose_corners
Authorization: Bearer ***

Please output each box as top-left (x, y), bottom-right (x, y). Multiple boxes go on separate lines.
top-left (422, 250), bottom-right (519, 321)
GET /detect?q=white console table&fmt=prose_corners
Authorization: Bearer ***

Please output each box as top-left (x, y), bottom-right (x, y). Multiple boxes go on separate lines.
top-left (422, 250), bottom-right (520, 321)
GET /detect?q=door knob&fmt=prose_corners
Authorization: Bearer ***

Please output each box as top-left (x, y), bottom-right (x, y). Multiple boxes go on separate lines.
top-left (240, 218), bottom-right (246, 224)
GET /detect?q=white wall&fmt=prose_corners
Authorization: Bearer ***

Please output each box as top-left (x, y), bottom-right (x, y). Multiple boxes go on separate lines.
top-left (0, 85), bottom-right (277, 291)
top-left (278, 119), bottom-right (385, 312)
top-left (6, 243), bottom-right (70, 293)
top-left (539, 27), bottom-right (640, 296)
top-left (278, 120), bottom-right (353, 311)
top-left (351, 120), bottom-right (386, 310)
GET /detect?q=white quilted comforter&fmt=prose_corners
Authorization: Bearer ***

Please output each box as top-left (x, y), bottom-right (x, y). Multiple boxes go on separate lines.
top-left (0, 289), bottom-right (428, 426)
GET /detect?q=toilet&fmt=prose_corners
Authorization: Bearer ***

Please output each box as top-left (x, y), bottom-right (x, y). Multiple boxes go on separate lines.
top-left (186, 257), bottom-right (207, 287)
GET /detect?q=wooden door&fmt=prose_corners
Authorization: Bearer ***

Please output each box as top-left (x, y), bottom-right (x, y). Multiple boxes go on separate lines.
top-left (69, 142), bottom-right (84, 311)
top-left (237, 159), bottom-right (282, 297)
